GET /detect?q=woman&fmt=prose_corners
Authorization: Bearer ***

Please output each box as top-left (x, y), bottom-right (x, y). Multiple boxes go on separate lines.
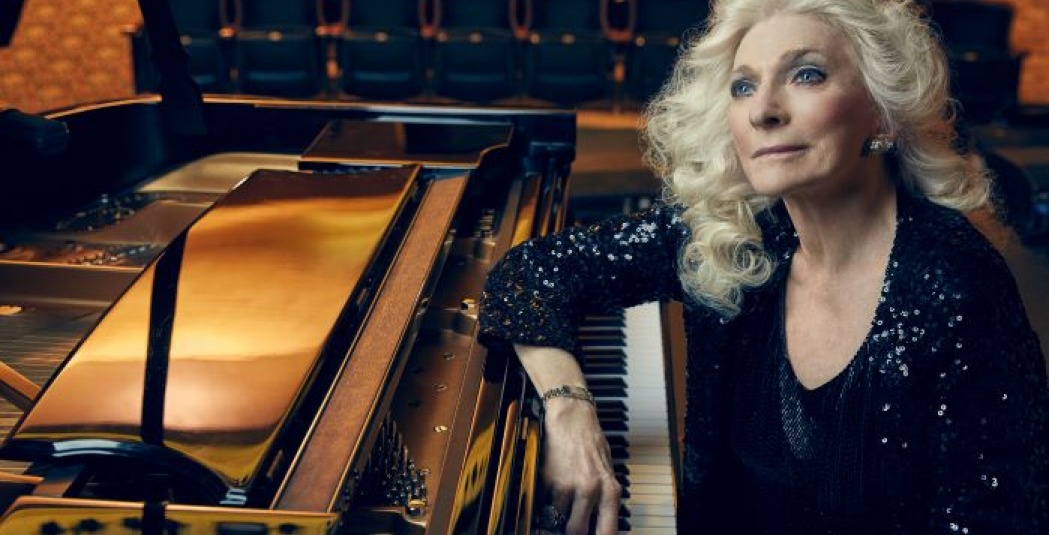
top-left (480, 0), bottom-right (1048, 534)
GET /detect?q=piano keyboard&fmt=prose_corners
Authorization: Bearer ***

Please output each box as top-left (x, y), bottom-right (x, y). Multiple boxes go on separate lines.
top-left (579, 302), bottom-right (677, 534)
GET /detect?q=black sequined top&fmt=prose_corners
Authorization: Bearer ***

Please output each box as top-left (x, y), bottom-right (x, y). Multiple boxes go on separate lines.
top-left (724, 280), bottom-right (879, 534)
top-left (479, 191), bottom-right (1049, 534)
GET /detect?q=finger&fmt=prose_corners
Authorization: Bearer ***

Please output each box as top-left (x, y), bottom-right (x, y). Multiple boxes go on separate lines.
top-left (594, 478), bottom-right (622, 535)
top-left (566, 491), bottom-right (597, 535)
top-left (537, 485), bottom-right (572, 534)
top-left (549, 485), bottom-right (574, 516)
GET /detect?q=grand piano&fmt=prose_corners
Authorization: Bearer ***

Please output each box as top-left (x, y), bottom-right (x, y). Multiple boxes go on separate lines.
top-left (0, 0), bottom-right (695, 532)
top-left (0, 1), bottom-right (583, 530)
top-left (0, 92), bottom-right (577, 535)
top-left (1, 90), bottom-right (582, 530)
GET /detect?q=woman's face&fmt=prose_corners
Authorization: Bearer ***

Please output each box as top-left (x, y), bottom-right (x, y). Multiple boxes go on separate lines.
top-left (727, 13), bottom-right (883, 199)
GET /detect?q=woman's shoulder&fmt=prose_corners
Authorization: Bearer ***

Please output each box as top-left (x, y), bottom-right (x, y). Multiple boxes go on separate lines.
top-left (893, 195), bottom-right (1019, 315)
top-left (901, 196), bottom-right (1011, 281)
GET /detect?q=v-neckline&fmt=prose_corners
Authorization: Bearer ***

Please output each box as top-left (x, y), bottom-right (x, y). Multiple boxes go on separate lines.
top-left (777, 197), bottom-right (903, 393)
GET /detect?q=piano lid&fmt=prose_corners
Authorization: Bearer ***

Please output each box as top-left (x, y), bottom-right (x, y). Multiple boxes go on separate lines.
top-left (6, 166), bottom-right (419, 492)
top-left (300, 120), bottom-right (513, 169)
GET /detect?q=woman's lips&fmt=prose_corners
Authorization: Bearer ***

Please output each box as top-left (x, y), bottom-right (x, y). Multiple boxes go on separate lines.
top-left (753, 145), bottom-right (808, 158)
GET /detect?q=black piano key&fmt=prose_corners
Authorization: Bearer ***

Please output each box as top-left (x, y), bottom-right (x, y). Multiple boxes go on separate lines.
top-left (614, 462), bottom-right (630, 476)
top-left (599, 419), bottom-right (628, 433)
top-left (591, 387), bottom-right (626, 398)
top-left (615, 473), bottom-right (630, 488)
top-left (597, 400), bottom-right (628, 413)
top-left (605, 434), bottom-right (628, 448)
top-left (580, 314), bottom-right (625, 328)
top-left (582, 360), bottom-right (626, 375)
top-left (588, 377), bottom-right (626, 389)
top-left (583, 362), bottom-right (626, 375)
top-left (588, 377), bottom-right (627, 398)
top-left (583, 347), bottom-right (627, 358)
top-left (578, 324), bottom-right (624, 334)
top-left (619, 518), bottom-right (632, 531)
top-left (578, 328), bottom-right (624, 338)
top-left (579, 339), bottom-right (626, 349)
top-left (582, 351), bottom-right (627, 364)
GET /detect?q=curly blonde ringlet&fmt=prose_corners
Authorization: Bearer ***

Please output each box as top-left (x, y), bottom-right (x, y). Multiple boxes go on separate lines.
top-left (642, 0), bottom-right (990, 317)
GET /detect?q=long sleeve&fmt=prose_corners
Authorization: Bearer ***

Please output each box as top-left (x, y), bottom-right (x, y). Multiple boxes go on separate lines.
top-left (479, 204), bottom-right (689, 351)
top-left (926, 246), bottom-right (1049, 534)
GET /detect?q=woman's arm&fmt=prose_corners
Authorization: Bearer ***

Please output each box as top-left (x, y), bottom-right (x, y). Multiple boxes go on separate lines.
top-left (479, 205), bottom-right (688, 535)
top-left (480, 204), bottom-right (687, 351)
top-left (515, 344), bottom-right (621, 535)
top-left (927, 254), bottom-right (1049, 534)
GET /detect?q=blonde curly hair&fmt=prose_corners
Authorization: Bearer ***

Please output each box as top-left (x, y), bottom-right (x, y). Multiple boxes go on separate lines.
top-left (643, 0), bottom-right (990, 317)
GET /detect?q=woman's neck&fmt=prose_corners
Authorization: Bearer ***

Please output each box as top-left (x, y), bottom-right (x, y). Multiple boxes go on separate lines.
top-left (783, 174), bottom-right (898, 274)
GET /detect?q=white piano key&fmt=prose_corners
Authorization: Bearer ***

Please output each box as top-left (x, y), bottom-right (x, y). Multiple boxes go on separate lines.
top-left (628, 445), bottom-right (671, 457)
top-left (630, 455), bottom-right (674, 466)
top-left (622, 492), bottom-right (675, 505)
top-left (624, 463), bottom-right (672, 475)
top-left (627, 503), bottom-right (677, 517)
top-left (629, 514), bottom-right (678, 528)
top-left (620, 528), bottom-right (677, 535)
top-left (629, 482), bottom-right (675, 494)
top-left (629, 472), bottom-right (674, 485)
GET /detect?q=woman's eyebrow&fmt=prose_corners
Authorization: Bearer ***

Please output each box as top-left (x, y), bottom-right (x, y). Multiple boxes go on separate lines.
top-left (731, 48), bottom-right (826, 77)
top-left (783, 49), bottom-right (827, 67)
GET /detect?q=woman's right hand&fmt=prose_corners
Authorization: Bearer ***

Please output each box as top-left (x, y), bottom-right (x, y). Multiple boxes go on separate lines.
top-left (512, 343), bottom-right (621, 535)
top-left (540, 397), bottom-right (622, 535)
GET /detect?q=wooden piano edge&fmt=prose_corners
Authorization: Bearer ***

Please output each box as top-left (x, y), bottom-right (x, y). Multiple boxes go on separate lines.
top-left (273, 175), bottom-right (470, 514)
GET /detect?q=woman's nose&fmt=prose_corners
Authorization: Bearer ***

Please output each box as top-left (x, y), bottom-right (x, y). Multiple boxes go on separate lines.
top-left (749, 88), bottom-right (788, 129)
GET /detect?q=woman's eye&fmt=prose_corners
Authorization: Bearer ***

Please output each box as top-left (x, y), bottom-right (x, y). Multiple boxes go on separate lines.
top-left (730, 79), bottom-right (754, 98)
top-left (792, 66), bottom-right (826, 85)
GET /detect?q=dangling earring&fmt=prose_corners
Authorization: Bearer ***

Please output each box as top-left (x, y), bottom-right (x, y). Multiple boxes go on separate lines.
top-left (864, 135), bottom-right (895, 155)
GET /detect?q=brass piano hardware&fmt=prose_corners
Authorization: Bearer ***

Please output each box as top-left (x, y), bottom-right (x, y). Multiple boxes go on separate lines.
top-left (459, 298), bottom-right (478, 316)
top-left (0, 496), bottom-right (337, 535)
top-left (0, 306), bottom-right (20, 316)
top-left (434, 426), bottom-right (448, 434)
top-left (0, 361), bottom-right (37, 412)
top-left (434, 384), bottom-right (448, 392)
top-left (407, 498), bottom-right (427, 516)
top-left (453, 298), bottom-right (480, 334)
top-left (442, 352), bottom-right (456, 361)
